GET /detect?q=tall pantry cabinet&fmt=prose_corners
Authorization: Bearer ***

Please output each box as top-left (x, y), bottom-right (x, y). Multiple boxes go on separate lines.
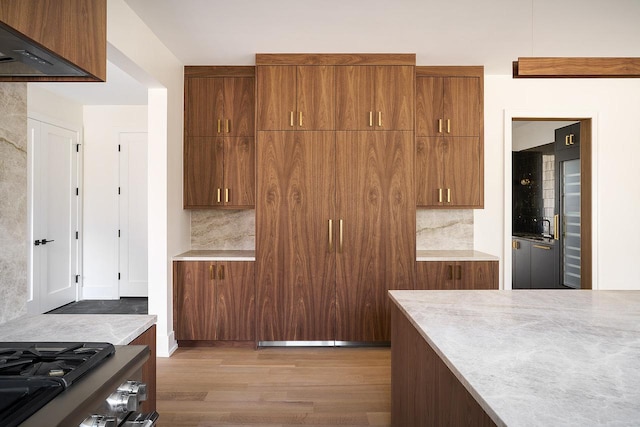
top-left (256, 54), bottom-right (416, 343)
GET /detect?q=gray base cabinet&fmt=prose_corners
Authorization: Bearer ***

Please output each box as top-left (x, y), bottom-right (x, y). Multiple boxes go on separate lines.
top-left (512, 237), bottom-right (559, 289)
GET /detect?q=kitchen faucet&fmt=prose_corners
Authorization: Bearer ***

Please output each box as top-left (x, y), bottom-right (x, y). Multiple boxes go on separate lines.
top-left (541, 218), bottom-right (552, 237)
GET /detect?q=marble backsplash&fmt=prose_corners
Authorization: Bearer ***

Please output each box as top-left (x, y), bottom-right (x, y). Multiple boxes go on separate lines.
top-left (0, 83), bottom-right (28, 323)
top-left (190, 208), bottom-right (473, 251)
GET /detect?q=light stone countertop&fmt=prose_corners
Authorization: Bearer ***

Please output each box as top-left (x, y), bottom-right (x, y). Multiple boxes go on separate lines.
top-left (0, 314), bottom-right (156, 345)
top-left (388, 290), bottom-right (640, 427)
top-left (173, 250), bottom-right (255, 261)
top-left (416, 249), bottom-right (499, 261)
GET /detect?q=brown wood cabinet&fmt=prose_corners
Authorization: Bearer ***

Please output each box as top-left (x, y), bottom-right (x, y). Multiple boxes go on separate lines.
top-left (183, 67), bottom-right (255, 209)
top-left (415, 260), bottom-right (498, 290)
top-left (255, 54), bottom-right (416, 343)
top-left (416, 136), bottom-right (482, 207)
top-left (416, 67), bottom-right (484, 208)
top-left (335, 65), bottom-right (414, 130)
top-left (256, 65), bottom-right (335, 130)
top-left (129, 325), bottom-right (156, 412)
top-left (173, 261), bottom-right (255, 341)
top-left (0, 0), bottom-right (106, 81)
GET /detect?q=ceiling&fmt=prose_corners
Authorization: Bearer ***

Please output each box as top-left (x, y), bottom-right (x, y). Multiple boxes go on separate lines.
top-left (123, 0), bottom-right (640, 74)
top-left (35, 0), bottom-right (640, 106)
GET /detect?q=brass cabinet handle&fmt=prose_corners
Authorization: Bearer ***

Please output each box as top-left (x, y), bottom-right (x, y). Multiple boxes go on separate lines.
top-left (447, 119), bottom-right (451, 134)
top-left (554, 214), bottom-right (559, 240)
top-left (299, 111), bottom-right (303, 127)
top-left (217, 119), bottom-right (221, 133)
top-left (218, 264), bottom-right (225, 280)
top-left (217, 188), bottom-right (221, 203)
top-left (339, 219), bottom-right (343, 253)
top-left (512, 240), bottom-right (520, 250)
top-left (225, 119), bottom-right (230, 133)
top-left (224, 188), bottom-right (229, 203)
top-left (369, 111), bottom-right (373, 127)
top-left (438, 119), bottom-right (443, 133)
top-left (456, 265), bottom-right (462, 280)
top-left (533, 244), bottom-right (552, 250)
top-left (569, 134), bottom-right (575, 145)
top-left (290, 111), bottom-right (294, 127)
top-left (447, 188), bottom-right (451, 203)
top-left (565, 135), bottom-right (570, 146)
top-left (438, 188), bottom-right (443, 203)
top-left (328, 219), bottom-right (333, 253)
top-left (378, 111), bottom-right (382, 127)
top-left (448, 265), bottom-right (454, 280)
top-left (210, 264), bottom-right (214, 280)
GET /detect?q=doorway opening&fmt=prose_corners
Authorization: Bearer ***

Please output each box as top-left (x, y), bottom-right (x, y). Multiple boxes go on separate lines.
top-left (509, 117), bottom-right (593, 290)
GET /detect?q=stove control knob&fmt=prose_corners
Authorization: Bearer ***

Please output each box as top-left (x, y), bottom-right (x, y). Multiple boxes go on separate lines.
top-left (117, 380), bottom-right (148, 402)
top-left (79, 414), bottom-right (117, 427)
top-left (106, 390), bottom-right (138, 413)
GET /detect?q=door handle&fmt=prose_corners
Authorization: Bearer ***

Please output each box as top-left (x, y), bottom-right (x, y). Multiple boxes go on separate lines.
top-left (41, 239), bottom-right (55, 245)
top-left (217, 188), bottom-right (221, 203)
top-left (448, 265), bottom-right (454, 280)
top-left (447, 119), bottom-right (451, 134)
top-left (447, 188), bottom-right (451, 203)
top-left (533, 245), bottom-right (551, 250)
top-left (217, 119), bottom-right (221, 133)
top-left (378, 111), bottom-right (382, 127)
top-left (218, 264), bottom-right (225, 280)
top-left (438, 119), bottom-right (443, 133)
top-left (210, 264), bottom-right (214, 280)
top-left (225, 188), bottom-right (229, 203)
top-left (554, 214), bottom-right (559, 240)
top-left (456, 265), bottom-right (462, 280)
top-left (299, 111), bottom-right (303, 127)
top-left (369, 111), bottom-right (373, 127)
top-left (225, 119), bottom-right (230, 133)
top-left (339, 219), bottom-right (343, 253)
top-left (328, 219), bottom-right (333, 253)
top-left (290, 111), bottom-right (294, 127)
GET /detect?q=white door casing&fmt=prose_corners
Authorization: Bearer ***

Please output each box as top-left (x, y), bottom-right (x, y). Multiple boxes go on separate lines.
top-left (28, 118), bottom-right (79, 313)
top-left (119, 132), bottom-right (148, 297)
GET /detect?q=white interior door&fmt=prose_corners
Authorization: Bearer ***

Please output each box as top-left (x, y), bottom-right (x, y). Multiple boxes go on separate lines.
top-left (119, 132), bottom-right (148, 297)
top-left (29, 119), bottom-right (79, 313)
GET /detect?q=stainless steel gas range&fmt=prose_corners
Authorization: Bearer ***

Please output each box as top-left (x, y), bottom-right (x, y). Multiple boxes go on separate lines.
top-left (0, 342), bottom-right (158, 427)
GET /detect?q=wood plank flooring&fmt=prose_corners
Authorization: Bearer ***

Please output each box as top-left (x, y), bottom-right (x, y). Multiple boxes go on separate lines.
top-left (156, 346), bottom-right (391, 426)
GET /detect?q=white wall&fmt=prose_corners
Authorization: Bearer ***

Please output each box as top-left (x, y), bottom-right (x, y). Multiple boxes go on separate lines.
top-left (82, 105), bottom-right (147, 299)
top-left (27, 86), bottom-right (83, 129)
top-left (107, 0), bottom-right (189, 357)
top-left (476, 75), bottom-right (640, 291)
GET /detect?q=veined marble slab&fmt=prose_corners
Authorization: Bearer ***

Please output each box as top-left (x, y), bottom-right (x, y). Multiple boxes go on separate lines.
top-left (173, 250), bottom-right (255, 261)
top-left (389, 290), bottom-right (640, 427)
top-left (0, 314), bottom-right (156, 345)
top-left (416, 249), bottom-right (498, 261)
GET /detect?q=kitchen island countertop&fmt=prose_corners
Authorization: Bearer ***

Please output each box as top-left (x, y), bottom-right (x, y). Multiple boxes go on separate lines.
top-left (0, 314), bottom-right (156, 345)
top-left (389, 290), bottom-right (640, 426)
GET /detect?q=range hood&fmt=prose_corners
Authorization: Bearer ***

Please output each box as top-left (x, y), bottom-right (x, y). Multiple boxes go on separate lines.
top-left (0, 22), bottom-right (90, 78)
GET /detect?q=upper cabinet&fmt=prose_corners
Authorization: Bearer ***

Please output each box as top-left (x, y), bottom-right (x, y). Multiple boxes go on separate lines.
top-left (183, 67), bottom-right (255, 209)
top-left (257, 65), bottom-right (335, 130)
top-left (185, 67), bottom-right (255, 137)
top-left (0, 0), bottom-right (106, 82)
top-left (415, 66), bottom-right (484, 208)
top-left (416, 73), bottom-right (481, 137)
top-left (335, 65), bottom-right (414, 130)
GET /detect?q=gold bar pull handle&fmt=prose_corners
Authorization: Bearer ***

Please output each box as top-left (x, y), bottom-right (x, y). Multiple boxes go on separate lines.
top-left (217, 188), bottom-right (221, 203)
top-left (447, 119), bottom-right (451, 134)
top-left (210, 264), bottom-right (214, 280)
top-left (378, 111), bottom-right (382, 127)
top-left (369, 111), bottom-right (373, 127)
top-left (447, 188), bottom-right (451, 203)
top-left (290, 111), bottom-right (294, 127)
top-left (225, 119), bottom-right (230, 133)
top-left (565, 135), bottom-right (570, 146)
top-left (225, 188), bottom-right (230, 203)
top-left (569, 134), bottom-right (574, 145)
top-left (217, 119), bottom-right (221, 133)
top-left (328, 219), bottom-right (333, 253)
top-left (554, 214), bottom-right (559, 240)
top-left (448, 265), bottom-right (454, 280)
top-left (438, 119), bottom-right (443, 133)
top-left (299, 111), bottom-right (303, 127)
top-left (533, 244), bottom-right (551, 250)
top-left (219, 264), bottom-right (225, 280)
top-left (339, 219), bottom-right (344, 253)
top-left (438, 188), bottom-right (443, 203)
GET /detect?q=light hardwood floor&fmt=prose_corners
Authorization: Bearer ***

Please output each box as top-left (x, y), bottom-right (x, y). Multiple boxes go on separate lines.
top-left (156, 346), bottom-right (391, 426)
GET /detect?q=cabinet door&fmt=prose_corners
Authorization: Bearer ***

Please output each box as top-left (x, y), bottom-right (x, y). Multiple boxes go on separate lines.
top-left (531, 243), bottom-right (556, 289)
top-left (174, 261), bottom-right (216, 340)
top-left (256, 131), bottom-right (336, 341)
top-left (415, 261), bottom-right (452, 290)
top-left (375, 66), bottom-right (414, 131)
top-left (223, 77), bottom-right (255, 137)
top-left (296, 65), bottom-right (335, 130)
top-left (184, 137), bottom-right (224, 208)
top-left (444, 137), bottom-right (482, 207)
top-left (336, 131), bottom-right (415, 342)
top-left (444, 77), bottom-right (481, 137)
top-left (215, 261), bottom-right (255, 340)
top-left (256, 66), bottom-right (296, 130)
top-left (223, 137), bottom-right (255, 208)
top-left (416, 77), bottom-right (444, 137)
top-left (416, 137), bottom-right (445, 207)
top-left (335, 66), bottom-right (374, 130)
top-left (459, 261), bottom-right (498, 289)
top-left (185, 77), bottom-right (224, 137)
top-left (512, 239), bottom-right (531, 289)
